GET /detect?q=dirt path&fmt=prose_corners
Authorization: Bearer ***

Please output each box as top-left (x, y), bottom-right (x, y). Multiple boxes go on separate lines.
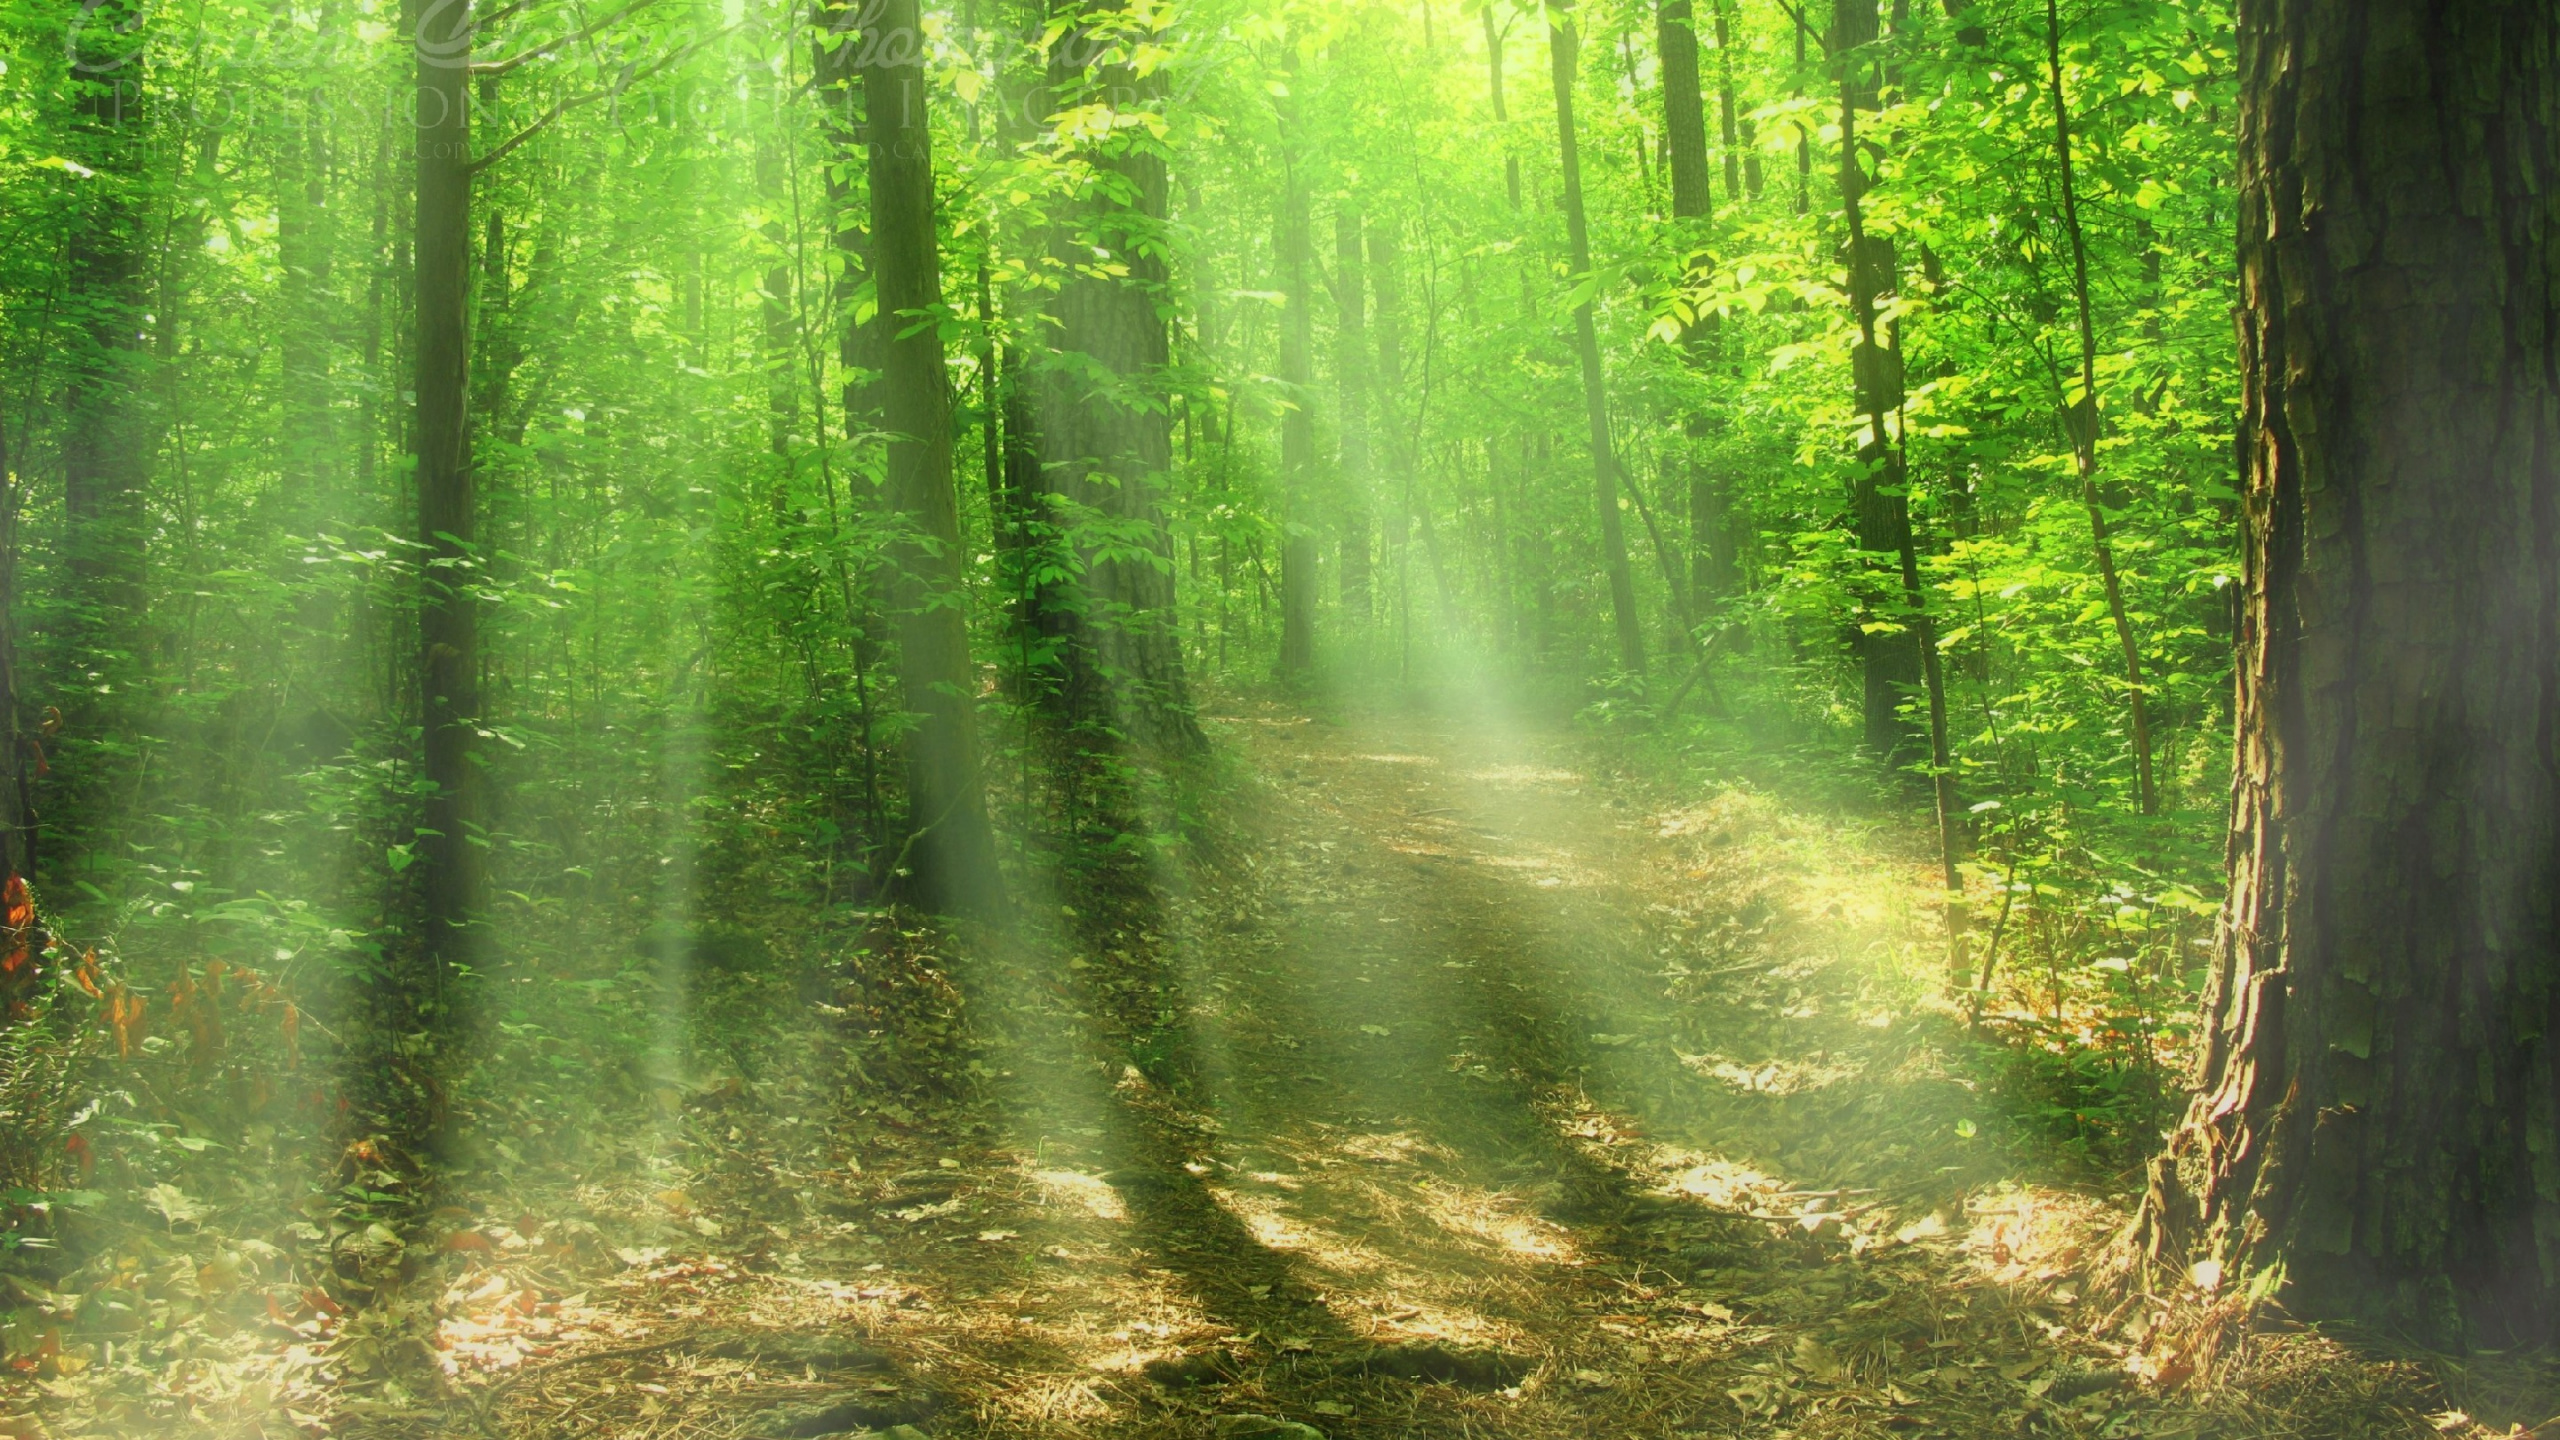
top-left (434, 700), bottom-right (2387, 1440)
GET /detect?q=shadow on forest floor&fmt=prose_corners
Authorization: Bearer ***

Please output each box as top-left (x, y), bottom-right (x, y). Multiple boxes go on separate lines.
top-left (37, 694), bottom-right (2553, 1440)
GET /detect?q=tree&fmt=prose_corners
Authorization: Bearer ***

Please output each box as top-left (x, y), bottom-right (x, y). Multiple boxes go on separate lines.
top-left (1546, 0), bottom-right (1645, 676)
top-left (59, 0), bottom-right (151, 690)
top-left (1333, 204), bottom-right (1372, 623)
top-left (1656, 0), bottom-right (1734, 619)
top-left (862, 0), bottom-right (1005, 915)
top-left (413, 0), bottom-right (483, 1007)
top-left (1276, 147), bottom-right (1319, 681)
top-left (2135, 0), bottom-right (2560, 1348)
top-left (1033, 0), bottom-right (1203, 751)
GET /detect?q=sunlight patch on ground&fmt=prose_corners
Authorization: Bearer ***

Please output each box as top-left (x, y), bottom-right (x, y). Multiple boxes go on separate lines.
top-left (1963, 1184), bottom-right (2118, 1290)
top-left (1209, 1187), bottom-right (1389, 1275)
top-left (1676, 1049), bottom-right (1861, 1096)
top-left (992, 1373), bottom-right (1117, 1426)
top-left (1655, 1154), bottom-right (1786, 1210)
top-left (1030, 1168), bottom-right (1129, 1221)
top-left (1414, 1181), bottom-right (1581, 1263)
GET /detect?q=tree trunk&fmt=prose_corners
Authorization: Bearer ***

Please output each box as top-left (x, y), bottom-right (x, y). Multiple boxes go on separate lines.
top-left (1034, 6), bottom-right (1203, 751)
top-left (1276, 155), bottom-right (1318, 680)
top-left (1333, 206), bottom-right (1372, 623)
top-left (1830, 0), bottom-right (1919, 763)
top-left (1547, 1), bottom-right (1646, 676)
top-left (414, 0), bottom-right (482, 1003)
top-left (61, 6), bottom-right (152, 683)
top-left (1833, 3), bottom-right (1962, 950)
top-left (1484, 5), bottom-right (1521, 211)
top-left (1659, 0), bottom-right (1734, 621)
top-left (1657, 0), bottom-right (1712, 221)
top-left (2042, 0), bottom-right (2157, 815)
top-left (864, 0), bottom-right (1005, 916)
top-left (1715, 0), bottom-right (1743, 203)
top-left (2134, 0), bottom-right (2560, 1351)
top-left (0, 412), bottom-right (26, 888)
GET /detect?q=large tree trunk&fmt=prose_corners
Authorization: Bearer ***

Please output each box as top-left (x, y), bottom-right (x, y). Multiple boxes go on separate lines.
top-left (414, 0), bottom-right (481, 1004)
top-left (1034, 6), bottom-right (1203, 751)
top-left (1547, 0), bottom-right (1646, 676)
top-left (864, 0), bottom-right (1005, 916)
top-left (2135, 0), bottom-right (2560, 1350)
top-left (1276, 155), bottom-right (1318, 680)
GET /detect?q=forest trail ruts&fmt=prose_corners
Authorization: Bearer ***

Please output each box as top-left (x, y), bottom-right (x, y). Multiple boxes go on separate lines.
top-left (456, 700), bottom-right (2152, 1440)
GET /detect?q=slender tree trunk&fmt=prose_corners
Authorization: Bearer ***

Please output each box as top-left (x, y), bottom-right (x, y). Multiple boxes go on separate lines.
top-left (2042, 0), bottom-right (2157, 814)
top-left (1829, 0), bottom-right (1918, 763)
top-left (1334, 206), bottom-right (1372, 623)
top-left (1276, 155), bottom-right (1318, 680)
top-left (0, 412), bottom-right (25, 887)
top-left (1659, 0), bottom-right (1734, 625)
top-left (414, 0), bottom-right (482, 1008)
top-left (864, 0), bottom-right (1004, 916)
top-left (1715, 0), bottom-right (1743, 203)
top-left (1484, 5), bottom-right (1521, 211)
top-left (61, 7), bottom-right (152, 687)
top-left (1547, 1), bottom-right (1645, 675)
top-left (2134, 0), bottom-right (2560, 1351)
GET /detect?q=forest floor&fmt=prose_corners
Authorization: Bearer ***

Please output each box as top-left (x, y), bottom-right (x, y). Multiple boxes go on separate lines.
top-left (18, 694), bottom-right (2534, 1439)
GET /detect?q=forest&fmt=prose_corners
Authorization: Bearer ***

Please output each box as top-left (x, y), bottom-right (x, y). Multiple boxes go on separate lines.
top-left (2, 0), bottom-right (2557, 1434)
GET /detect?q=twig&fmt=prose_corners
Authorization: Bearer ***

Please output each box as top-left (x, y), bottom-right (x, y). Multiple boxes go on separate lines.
top-left (472, 0), bottom-right (658, 77)
top-left (468, 22), bottom-right (737, 176)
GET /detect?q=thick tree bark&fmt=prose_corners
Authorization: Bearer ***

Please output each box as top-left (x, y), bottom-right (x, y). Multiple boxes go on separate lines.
top-left (1034, 3), bottom-right (1202, 751)
top-left (863, 0), bottom-right (1005, 916)
top-left (1276, 157), bottom-right (1318, 680)
top-left (1333, 206), bottom-right (1373, 622)
top-left (414, 0), bottom-right (482, 1000)
top-left (1547, 1), bottom-right (1646, 676)
top-left (2135, 0), bottom-right (2560, 1350)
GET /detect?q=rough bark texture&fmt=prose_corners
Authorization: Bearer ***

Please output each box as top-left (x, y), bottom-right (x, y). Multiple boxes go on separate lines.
top-left (2136, 0), bottom-right (2560, 1350)
top-left (1548, 3), bottom-right (1646, 676)
top-left (864, 0), bottom-right (1004, 915)
top-left (1035, 5), bottom-right (1202, 752)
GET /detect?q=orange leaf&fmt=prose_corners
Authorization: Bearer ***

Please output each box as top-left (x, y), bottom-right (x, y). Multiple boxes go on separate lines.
top-left (2, 874), bottom-right (28, 931)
